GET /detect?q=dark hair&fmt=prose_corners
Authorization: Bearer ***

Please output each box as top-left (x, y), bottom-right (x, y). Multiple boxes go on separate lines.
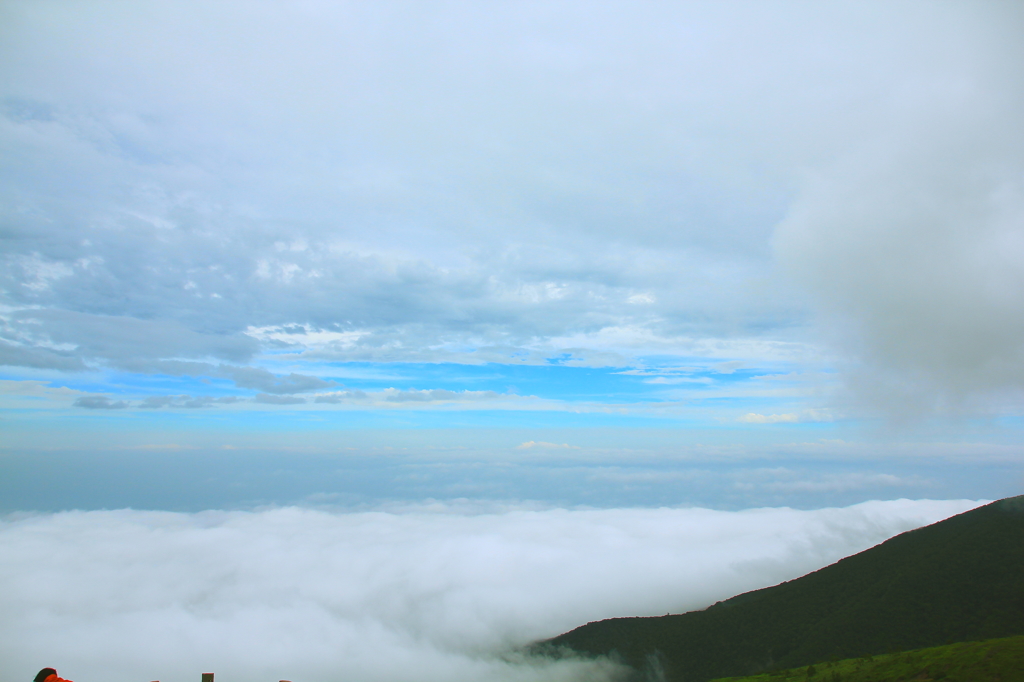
top-left (34, 669), bottom-right (57, 682)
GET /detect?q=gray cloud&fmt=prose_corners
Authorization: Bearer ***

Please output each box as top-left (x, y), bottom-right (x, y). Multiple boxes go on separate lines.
top-left (115, 361), bottom-right (338, 396)
top-left (224, 366), bottom-right (337, 394)
top-left (0, 500), bottom-right (979, 682)
top-left (73, 395), bottom-right (128, 409)
top-left (138, 395), bottom-right (241, 409)
top-left (314, 390), bottom-right (370, 404)
top-left (0, 339), bottom-right (87, 371)
top-left (137, 395), bottom-right (176, 409)
top-left (2, 309), bottom-right (258, 367)
top-left (253, 393), bottom-right (307, 405)
top-left (774, 4), bottom-right (1024, 415)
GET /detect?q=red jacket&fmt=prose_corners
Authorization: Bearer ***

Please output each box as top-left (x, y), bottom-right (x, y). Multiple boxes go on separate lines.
top-left (43, 675), bottom-right (73, 682)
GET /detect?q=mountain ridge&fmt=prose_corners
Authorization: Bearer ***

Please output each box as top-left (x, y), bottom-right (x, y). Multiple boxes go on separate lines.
top-left (536, 495), bottom-right (1024, 682)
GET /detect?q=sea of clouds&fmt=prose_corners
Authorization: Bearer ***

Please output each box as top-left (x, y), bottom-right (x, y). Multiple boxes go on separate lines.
top-left (1, 499), bottom-right (981, 682)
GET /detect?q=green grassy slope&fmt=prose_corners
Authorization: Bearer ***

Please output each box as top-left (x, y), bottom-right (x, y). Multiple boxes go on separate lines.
top-left (537, 496), bottom-right (1024, 682)
top-left (710, 634), bottom-right (1024, 682)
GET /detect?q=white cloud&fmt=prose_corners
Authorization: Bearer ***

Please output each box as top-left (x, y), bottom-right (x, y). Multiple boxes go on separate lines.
top-left (614, 367), bottom-right (698, 376)
top-left (643, 376), bottom-right (713, 385)
top-left (765, 473), bottom-right (906, 494)
top-left (714, 361), bottom-right (746, 374)
top-left (738, 409), bottom-right (834, 424)
top-left (739, 412), bottom-right (800, 424)
top-left (0, 500), bottom-right (980, 682)
top-left (15, 254), bottom-right (74, 292)
top-left (382, 388), bottom-right (503, 403)
top-left (244, 324), bottom-right (367, 349)
top-left (310, 388), bottom-right (530, 409)
top-left (516, 441), bottom-right (580, 450)
top-left (0, 379), bottom-right (80, 401)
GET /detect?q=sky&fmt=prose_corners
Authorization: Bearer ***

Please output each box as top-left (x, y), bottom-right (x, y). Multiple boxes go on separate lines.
top-left (0, 1), bottom-right (1022, 680)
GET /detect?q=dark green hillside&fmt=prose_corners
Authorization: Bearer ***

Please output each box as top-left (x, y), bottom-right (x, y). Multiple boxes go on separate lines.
top-left (710, 634), bottom-right (1024, 682)
top-left (537, 496), bottom-right (1024, 682)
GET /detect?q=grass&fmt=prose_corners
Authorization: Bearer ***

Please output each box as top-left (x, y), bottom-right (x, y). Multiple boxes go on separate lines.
top-left (710, 634), bottom-right (1024, 682)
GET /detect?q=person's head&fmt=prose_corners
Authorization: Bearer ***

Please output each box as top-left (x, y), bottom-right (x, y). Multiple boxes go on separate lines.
top-left (34, 669), bottom-right (57, 682)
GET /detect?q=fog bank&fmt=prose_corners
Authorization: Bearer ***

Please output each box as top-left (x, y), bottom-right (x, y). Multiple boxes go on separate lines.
top-left (1, 499), bottom-right (980, 682)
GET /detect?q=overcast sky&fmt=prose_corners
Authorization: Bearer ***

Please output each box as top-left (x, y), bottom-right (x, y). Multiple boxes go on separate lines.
top-left (2, 0), bottom-right (1023, 509)
top-left (1, 2), bottom-right (1022, 679)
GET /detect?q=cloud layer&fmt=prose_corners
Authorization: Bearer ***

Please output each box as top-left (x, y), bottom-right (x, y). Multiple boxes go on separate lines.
top-left (1, 0), bottom-right (1021, 436)
top-left (0, 499), bottom-right (980, 682)
top-left (3, 0), bottom-right (1018, 415)
top-left (774, 4), bottom-right (1024, 413)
